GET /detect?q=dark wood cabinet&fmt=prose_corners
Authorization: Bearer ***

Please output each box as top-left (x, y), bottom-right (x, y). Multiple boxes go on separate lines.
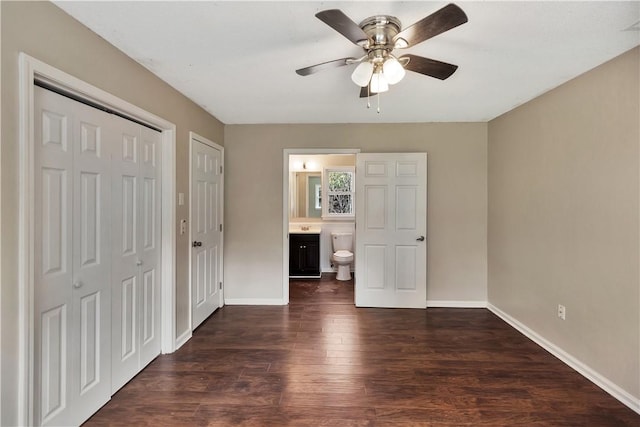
top-left (289, 233), bottom-right (321, 278)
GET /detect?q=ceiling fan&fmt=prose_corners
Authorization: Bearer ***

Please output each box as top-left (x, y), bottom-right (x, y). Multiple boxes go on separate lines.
top-left (296, 3), bottom-right (468, 99)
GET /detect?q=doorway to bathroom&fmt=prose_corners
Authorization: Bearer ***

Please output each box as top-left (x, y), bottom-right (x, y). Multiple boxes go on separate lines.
top-left (283, 149), bottom-right (360, 304)
top-left (283, 150), bottom-right (428, 308)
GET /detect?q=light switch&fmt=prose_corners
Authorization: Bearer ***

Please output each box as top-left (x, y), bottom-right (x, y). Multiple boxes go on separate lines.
top-left (180, 219), bottom-right (187, 235)
top-left (178, 192), bottom-right (185, 206)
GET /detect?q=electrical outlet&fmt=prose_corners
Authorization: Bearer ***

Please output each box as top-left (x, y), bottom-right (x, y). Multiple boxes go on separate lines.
top-left (557, 304), bottom-right (566, 320)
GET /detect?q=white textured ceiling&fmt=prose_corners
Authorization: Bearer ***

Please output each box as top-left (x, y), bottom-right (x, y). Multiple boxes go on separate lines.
top-left (54, 1), bottom-right (639, 124)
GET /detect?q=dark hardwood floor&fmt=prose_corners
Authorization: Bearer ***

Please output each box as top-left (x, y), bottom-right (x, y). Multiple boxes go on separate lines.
top-left (85, 275), bottom-right (639, 426)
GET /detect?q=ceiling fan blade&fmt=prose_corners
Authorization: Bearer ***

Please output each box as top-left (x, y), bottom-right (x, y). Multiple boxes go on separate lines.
top-left (393, 3), bottom-right (468, 48)
top-left (296, 57), bottom-right (355, 76)
top-left (316, 9), bottom-right (369, 46)
top-left (402, 54), bottom-right (459, 80)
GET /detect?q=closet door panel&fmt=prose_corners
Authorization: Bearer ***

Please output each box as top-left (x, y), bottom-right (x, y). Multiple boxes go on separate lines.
top-left (139, 127), bottom-right (161, 365)
top-left (111, 118), bottom-right (143, 393)
top-left (34, 88), bottom-right (75, 426)
top-left (34, 87), bottom-right (112, 426)
top-left (111, 118), bottom-right (162, 392)
top-left (71, 106), bottom-right (113, 424)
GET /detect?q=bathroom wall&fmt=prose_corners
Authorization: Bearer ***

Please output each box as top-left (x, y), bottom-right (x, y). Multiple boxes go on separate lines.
top-left (225, 123), bottom-right (488, 304)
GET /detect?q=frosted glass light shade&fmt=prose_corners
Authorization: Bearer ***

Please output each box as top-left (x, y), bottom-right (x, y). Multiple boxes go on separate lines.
top-left (382, 57), bottom-right (405, 84)
top-left (351, 61), bottom-right (374, 87)
top-left (370, 72), bottom-right (389, 93)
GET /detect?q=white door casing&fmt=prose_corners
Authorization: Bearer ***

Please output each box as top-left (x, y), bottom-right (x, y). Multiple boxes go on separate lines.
top-left (355, 153), bottom-right (427, 308)
top-left (191, 135), bottom-right (223, 329)
top-left (34, 87), bottom-right (112, 426)
top-left (110, 115), bottom-right (162, 393)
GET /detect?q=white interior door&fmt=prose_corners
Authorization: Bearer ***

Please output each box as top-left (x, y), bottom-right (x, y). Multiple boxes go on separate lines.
top-left (191, 138), bottom-right (223, 329)
top-left (137, 126), bottom-right (162, 367)
top-left (355, 153), bottom-right (427, 308)
top-left (111, 116), bottom-right (162, 393)
top-left (34, 87), bottom-right (112, 426)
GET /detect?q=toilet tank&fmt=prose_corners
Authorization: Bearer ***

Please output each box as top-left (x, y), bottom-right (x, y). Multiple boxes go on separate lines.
top-left (331, 232), bottom-right (353, 252)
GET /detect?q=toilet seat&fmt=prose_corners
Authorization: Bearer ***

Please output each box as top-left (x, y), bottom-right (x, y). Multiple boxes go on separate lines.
top-left (334, 250), bottom-right (352, 257)
top-left (333, 250), bottom-right (353, 262)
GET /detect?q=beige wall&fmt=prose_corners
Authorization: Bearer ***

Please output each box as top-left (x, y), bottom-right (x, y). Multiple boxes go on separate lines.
top-left (224, 123), bottom-right (488, 303)
top-left (488, 47), bottom-right (639, 399)
top-left (1, 2), bottom-right (223, 423)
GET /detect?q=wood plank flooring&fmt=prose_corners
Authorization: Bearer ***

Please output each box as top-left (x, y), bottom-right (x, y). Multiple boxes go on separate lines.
top-left (85, 275), bottom-right (639, 426)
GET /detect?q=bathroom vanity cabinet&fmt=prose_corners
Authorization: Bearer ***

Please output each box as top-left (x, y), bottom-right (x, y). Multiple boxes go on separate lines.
top-left (289, 233), bottom-right (321, 278)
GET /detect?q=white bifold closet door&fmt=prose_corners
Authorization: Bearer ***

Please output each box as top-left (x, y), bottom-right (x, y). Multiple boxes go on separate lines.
top-left (110, 114), bottom-right (162, 393)
top-left (34, 87), bottom-right (112, 426)
top-left (33, 86), bottom-right (161, 426)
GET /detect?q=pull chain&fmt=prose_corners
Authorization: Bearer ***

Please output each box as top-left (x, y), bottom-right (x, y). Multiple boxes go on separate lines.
top-left (364, 85), bottom-right (381, 113)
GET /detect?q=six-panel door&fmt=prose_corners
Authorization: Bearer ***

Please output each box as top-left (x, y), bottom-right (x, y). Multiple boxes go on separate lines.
top-left (191, 139), bottom-right (222, 329)
top-left (35, 87), bottom-right (112, 426)
top-left (355, 153), bottom-right (427, 308)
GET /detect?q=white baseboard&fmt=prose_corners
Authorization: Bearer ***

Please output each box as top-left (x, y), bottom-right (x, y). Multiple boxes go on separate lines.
top-left (224, 298), bottom-right (285, 306)
top-left (174, 329), bottom-right (191, 351)
top-left (427, 300), bottom-right (487, 308)
top-left (488, 303), bottom-right (640, 415)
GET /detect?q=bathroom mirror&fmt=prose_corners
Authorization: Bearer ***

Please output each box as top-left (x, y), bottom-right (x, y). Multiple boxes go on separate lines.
top-left (290, 171), bottom-right (322, 220)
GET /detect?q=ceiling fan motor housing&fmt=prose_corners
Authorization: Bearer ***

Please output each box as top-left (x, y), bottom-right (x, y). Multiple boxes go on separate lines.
top-left (359, 15), bottom-right (401, 59)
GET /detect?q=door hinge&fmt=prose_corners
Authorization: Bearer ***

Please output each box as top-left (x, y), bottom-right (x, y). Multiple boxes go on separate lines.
top-left (219, 223), bottom-right (223, 232)
top-left (220, 165), bottom-right (223, 174)
top-left (219, 282), bottom-right (223, 290)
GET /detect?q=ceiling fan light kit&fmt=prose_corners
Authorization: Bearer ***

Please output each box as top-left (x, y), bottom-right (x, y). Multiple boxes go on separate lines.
top-left (296, 3), bottom-right (468, 111)
top-left (382, 56), bottom-right (405, 85)
top-left (351, 61), bottom-right (374, 87)
top-left (370, 70), bottom-right (389, 94)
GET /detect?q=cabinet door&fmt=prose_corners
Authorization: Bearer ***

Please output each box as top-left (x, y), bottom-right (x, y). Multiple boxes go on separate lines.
top-left (289, 235), bottom-right (303, 275)
top-left (302, 239), bottom-right (320, 274)
top-left (289, 234), bottom-right (320, 276)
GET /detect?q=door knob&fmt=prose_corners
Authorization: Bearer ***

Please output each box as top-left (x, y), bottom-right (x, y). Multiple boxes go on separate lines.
top-left (193, 241), bottom-right (202, 247)
top-left (416, 236), bottom-right (425, 241)
top-left (73, 281), bottom-right (83, 289)
top-left (136, 259), bottom-right (143, 266)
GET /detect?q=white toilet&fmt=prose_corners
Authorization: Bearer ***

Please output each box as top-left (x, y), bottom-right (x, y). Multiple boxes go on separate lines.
top-left (331, 232), bottom-right (354, 281)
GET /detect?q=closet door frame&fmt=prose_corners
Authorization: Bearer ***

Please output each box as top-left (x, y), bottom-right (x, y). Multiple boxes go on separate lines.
top-left (17, 53), bottom-right (177, 426)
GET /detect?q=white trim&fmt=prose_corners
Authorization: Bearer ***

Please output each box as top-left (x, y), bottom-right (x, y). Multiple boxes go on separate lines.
top-left (225, 298), bottom-right (285, 306)
top-left (322, 166), bottom-right (356, 220)
top-left (18, 53), bottom-right (177, 425)
top-left (174, 329), bottom-right (192, 351)
top-left (283, 149), bottom-right (360, 305)
top-left (0, 5), bottom-right (3, 422)
top-left (488, 303), bottom-right (640, 414)
top-left (188, 132), bottom-right (225, 336)
top-left (427, 300), bottom-right (487, 308)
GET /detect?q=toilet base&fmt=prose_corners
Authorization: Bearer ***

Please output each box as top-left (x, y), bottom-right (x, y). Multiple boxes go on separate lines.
top-left (336, 264), bottom-right (351, 281)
